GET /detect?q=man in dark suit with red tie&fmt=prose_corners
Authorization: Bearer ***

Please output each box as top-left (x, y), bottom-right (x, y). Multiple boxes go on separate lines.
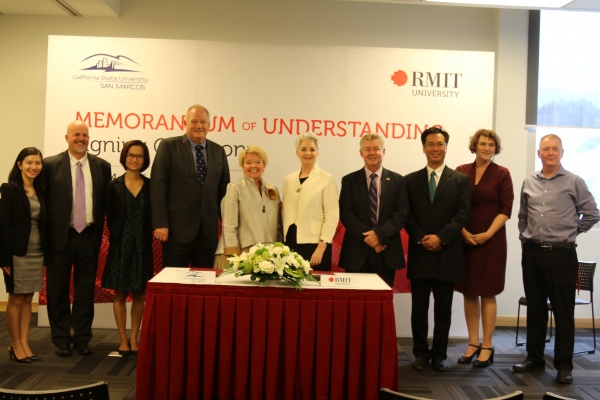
top-left (44, 120), bottom-right (112, 357)
top-left (405, 127), bottom-right (470, 372)
top-left (339, 133), bottom-right (409, 287)
top-left (151, 104), bottom-right (230, 267)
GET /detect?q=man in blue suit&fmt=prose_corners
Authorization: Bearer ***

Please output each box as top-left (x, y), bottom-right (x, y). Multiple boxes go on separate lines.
top-left (151, 104), bottom-right (230, 267)
top-left (339, 133), bottom-right (408, 287)
top-left (405, 127), bottom-right (470, 372)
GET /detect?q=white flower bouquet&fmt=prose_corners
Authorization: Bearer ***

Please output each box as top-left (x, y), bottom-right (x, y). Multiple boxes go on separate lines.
top-left (220, 242), bottom-right (319, 291)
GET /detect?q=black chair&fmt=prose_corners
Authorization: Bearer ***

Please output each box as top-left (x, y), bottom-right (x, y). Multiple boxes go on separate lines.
top-left (515, 261), bottom-right (596, 355)
top-left (0, 381), bottom-right (109, 400)
top-left (543, 393), bottom-right (576, 400)
top-left (379, 388), bottom-right (524, 400)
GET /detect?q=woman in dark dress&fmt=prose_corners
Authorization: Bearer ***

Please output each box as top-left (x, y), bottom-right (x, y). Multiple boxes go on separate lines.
top-left (102, 140), bottom-right (153, 356)
top-left (1, 147), bottom-right (45, 363)
top-left (455, 129), bottom-right (514, 368)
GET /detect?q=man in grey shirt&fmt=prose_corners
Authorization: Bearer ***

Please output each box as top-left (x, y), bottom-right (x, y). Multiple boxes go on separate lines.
top-left (513, 134), bottom-right (599, 384)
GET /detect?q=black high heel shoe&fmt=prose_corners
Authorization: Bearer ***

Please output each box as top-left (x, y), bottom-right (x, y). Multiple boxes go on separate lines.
top-left (118, 340), bottom-right (131, 357)
top-left (8, 346), bottom-right (32, 364)
top-left (129, 337), bottom-right (138, 355)
top-left (473, 347), bottom-right (495, 368)
top-left (457, 343), bottom-right (481, 364)
top-left (27, 354), bottom-right (42, 361)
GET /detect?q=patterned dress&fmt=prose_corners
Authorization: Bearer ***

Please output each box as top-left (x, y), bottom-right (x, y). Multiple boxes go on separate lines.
top-left (102, 185), bottom-right (153, 293)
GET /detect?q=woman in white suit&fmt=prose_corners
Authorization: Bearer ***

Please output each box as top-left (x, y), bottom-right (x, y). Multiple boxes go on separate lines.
top-left (214, 145), bottom-right (282, 268)
top-left (283, 133), bottom-right (339, 271)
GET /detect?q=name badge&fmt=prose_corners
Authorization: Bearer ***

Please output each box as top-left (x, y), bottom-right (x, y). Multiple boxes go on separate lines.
top-left (320, 274), bottom-right (359, 288)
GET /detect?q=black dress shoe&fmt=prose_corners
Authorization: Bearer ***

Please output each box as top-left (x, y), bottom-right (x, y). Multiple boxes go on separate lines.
top-left (458, 343), bottom-right (481, 364)
top-left (75, 345), bottom-right (93, 356)
top-left (56, 344), bottom-right (72, 357)
top-left (512, 359), bottom-right (545, 373)
top-left (431, 358), bottom-right (447, 372)
top-left (556, 370), bottom-right (573, 384)
top-left (8, 346), bottom-right (32, 363)
top-left (118, 349), bottom-right (131, 357)
top-left (473, 347), bottom-right (495, 368)
top-left (411, 356), bottom-right (429, 371)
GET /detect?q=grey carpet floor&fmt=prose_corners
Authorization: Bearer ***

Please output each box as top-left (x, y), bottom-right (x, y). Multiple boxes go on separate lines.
top-left (0, 312), bottom-right (598, 399)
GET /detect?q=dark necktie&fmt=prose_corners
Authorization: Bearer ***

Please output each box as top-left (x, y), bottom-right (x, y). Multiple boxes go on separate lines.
top-left (429, 171), bottom-right (437, 203)
top-left (74, 161), bottom-right (86, 233)
top-left (195, 144), bottom-right (206, 184)
top-left (369, 173), bottom-right (378, 228)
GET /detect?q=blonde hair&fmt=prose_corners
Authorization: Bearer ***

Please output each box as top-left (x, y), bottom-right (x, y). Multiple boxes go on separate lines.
top-left (360, 133), bottom-right (385, 149)
top-left (238, 145), bottom-right (268, 167)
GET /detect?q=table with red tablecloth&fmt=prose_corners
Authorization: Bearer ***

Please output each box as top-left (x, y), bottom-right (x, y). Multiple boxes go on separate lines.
top-left (136, 269), bottom-right (398, 400)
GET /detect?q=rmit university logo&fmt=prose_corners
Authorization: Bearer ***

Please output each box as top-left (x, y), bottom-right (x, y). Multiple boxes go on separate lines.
top-left (81, 54), bottom-right (140, 72)
top-left (391, 69), bottom-right (461, 98)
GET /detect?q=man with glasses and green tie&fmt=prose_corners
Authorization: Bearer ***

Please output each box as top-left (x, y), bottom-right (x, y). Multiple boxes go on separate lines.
top-left (405, 127), bottom-right (470, 372)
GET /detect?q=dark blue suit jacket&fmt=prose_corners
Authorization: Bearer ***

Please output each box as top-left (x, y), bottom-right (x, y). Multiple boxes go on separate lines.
top-left (150, 135), bottom-right (230, 245)
top-left (339, 167), bottom-right (408, 271)
top-left (405, 166), bottom-right (470, 282)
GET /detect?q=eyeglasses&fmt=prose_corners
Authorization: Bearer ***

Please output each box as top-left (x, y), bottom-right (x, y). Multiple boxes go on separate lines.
top-left (126, 154), bottom-right (144, 160)
top-left (425, 142), bottom-right (447, 149)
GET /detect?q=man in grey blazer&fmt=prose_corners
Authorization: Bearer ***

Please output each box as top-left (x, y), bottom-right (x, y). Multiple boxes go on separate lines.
top-left (44, 120), bottom-right (112, 357)
top-left (151, 104), bottom-right (230, 267)
top-left (405, 127), bottom-right (470, 372)
top-left (339, 133), bottom-right (408, 287)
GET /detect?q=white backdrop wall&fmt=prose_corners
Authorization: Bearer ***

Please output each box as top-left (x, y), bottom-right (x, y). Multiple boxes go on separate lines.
top-left (2, 1), bottom-right (594, 337)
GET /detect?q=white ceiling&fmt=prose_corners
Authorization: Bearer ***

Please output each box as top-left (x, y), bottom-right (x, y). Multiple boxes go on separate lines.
top-left (0, 0), bottom-right (598, 17)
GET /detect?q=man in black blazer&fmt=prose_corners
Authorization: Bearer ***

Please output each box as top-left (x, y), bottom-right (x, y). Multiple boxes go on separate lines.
top-left (339, 133), bottom-right (408, 287)
top-left (44, 120), bottom-right (112, 357)
top-left (405, 127), bottom-right (470, 372)
top-left (151, 104), bottom-right (230, 267)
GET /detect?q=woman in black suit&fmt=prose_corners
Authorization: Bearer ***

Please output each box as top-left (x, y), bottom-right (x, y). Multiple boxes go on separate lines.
top-left (1, 147), bottom-right (46, 363)
top-left (102, 140), bottom-right (153, 356)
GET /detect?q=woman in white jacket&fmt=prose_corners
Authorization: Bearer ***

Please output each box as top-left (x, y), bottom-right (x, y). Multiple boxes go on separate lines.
top-left (283, 133), bottom-right (339, 271)
top-left (214, 145), bottom-right (282, 268)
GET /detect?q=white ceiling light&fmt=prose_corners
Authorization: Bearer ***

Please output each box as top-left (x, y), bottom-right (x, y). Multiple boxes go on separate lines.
top-left (425, 0), bottom-right (572, 8)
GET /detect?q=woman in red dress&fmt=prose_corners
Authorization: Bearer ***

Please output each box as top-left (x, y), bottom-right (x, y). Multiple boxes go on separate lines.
top-left (455, 129), bottom-right (514, 368)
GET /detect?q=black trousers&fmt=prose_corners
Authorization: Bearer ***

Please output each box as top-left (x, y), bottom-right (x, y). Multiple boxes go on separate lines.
top-left (47, 227), bottom-right (98, 347)
top-left (284, 224), bottom-right (332, 271)
top-left (410, 278), bottom-right (455, 360)
top-left (357, 250), bottom-right (396, 288)
top-left (522, 244), bottom-right (578, 371)
top-left (162, 227), bottom-right (216, 268)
